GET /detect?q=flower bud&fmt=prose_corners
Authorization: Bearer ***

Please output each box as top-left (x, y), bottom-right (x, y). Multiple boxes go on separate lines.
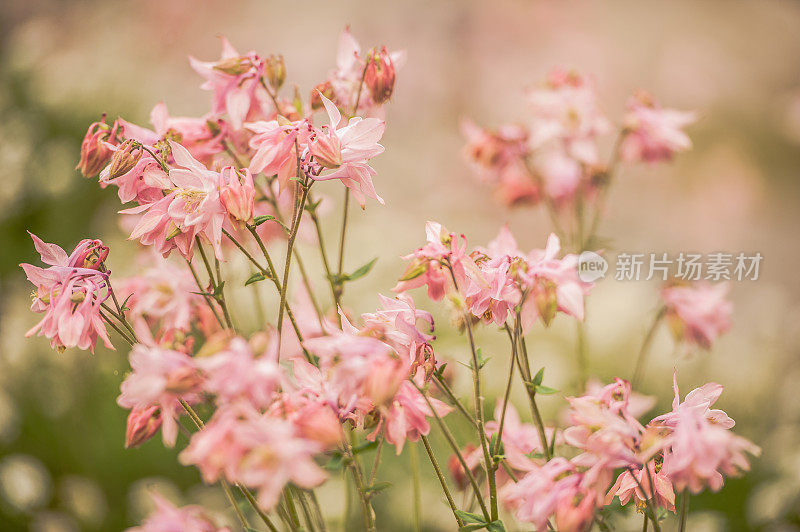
top-left (107, 140), bottom-right (143, 180)
top-left (265, 54), bottom-right (286, 90)
top-left (533, 279), bottom-right (558, 327)
top-left (308, 131), bottom-right (343, 169)
top-left (310, 81), bottom-right (335, 111)
top-left (220, 166), bottom-right (256, 223)
top-left (71, 239), bottom-right (110, 270)
top-left (76, 116), bottom-right (114, 178)
top-left (125, 406), bottom-right (162, 448)
top-left (365, 46), bottom-right (396, 105)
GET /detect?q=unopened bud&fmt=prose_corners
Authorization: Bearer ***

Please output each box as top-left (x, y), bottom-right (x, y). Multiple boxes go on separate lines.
top-left (220, 166), bottom-right (255, 223)
top-left (533, 280), bottom-right (558, 327)
top-left (108, 140), bottom-right (143, 180)
top-left (76, 116), bottom-right (115, 178)
top-left (365, 47), bottom-right (396, 105)
top-left (125, 406), bottom-right (162, 448)
top-left (265, 54), bottom-right (286, 90)
top-left (310, 81), bottom-right (335, 111)
top-left (72, 239), bottom-right (110, 270)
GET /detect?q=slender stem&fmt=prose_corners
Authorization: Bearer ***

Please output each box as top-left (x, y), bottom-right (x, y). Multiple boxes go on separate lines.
top-left (678, 491), bottom-right (689, 532)
top-left (420, 435), bottom-right (464, 528)
top-left (295, 487), bottom-right (316, 532)
top-left (513, 327), bottom-right (551, 459)
top-left (493, 322), bottom-right (518, 457)
top-left (277, 178), bottom-right (311, 358)
top-left (413, 381), bottom-right (490, 522)
top-left (334, 188), bottom-right (350, 328)
top-left (222, 139), bottom-right (247, 168)
top-left (642, 514), bottom-right (649, 532)
top-left (220, 479), bottom-right (251, 530)
top-left (632, 307), bottom-right (667, 389)
top-left (214, 257), bottom-right (234, 329)
top-left (369, 438), bottom-right (384, 486)
top-left (99, 301), bottom-right (138, 343)
top-left (523, 157), bottom-right (566, 241)
top-left (432, 375), bottom-right (478, 430)
top-left (342, 431), bottom-right (376, 532)
top-left (308, 490), bottom-right (327, 532)
top-left (100, 311), bottom-right (135, 346)
top-left (583, 130), bottom-right (627, 250)
top-left (196, 238), bottom-right (233, 329)
top-left (283, 489), bottom-right (303, 531)
top-left (445, 263), bottom-right (497, 520)
top-left (410, 442), bottom-right (422, 532)
top-left (185, 259), bottom-right (225, 328)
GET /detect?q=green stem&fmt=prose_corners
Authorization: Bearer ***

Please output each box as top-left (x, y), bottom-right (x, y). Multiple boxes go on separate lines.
top-left (420, 435), bottom-right (464, 527)
top-left (632, 307), bottom-right (667, 389)
top-left (410, 442), bottom-right (422, 532)
top-left (493, 321), bottom-right (518, 457)
top-left (678, 491), bottom-right (689, 532)
top-left (514, 328), bottom-right (551, 459)
top-left (185, 259), bottom-right (225, 329)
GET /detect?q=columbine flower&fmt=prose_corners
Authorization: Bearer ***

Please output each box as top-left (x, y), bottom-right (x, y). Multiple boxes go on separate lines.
top-left (125, 405), bottom-right (163, 449)
top-left (122, 141), bottom-right (227, 260)
top-left (310, 93), bottom-right (386, 206)
top-left (198, 337), bottom-right (282, 409)
top-left (650, 373), bottom-right (759, 494)
top-left (190, 37), bottom-right (269, 130)
top-left (501, 457), bottom-right (599, 532)
top-left (126, 492), bottom-right (230, 532)
top-left (526, 68), bottom-right (610, 165)
top-left (21, 233), bottom-right (113, 353)
top-left (99, 139), bottom-right (171, 204)
top-left (219, 166), bottom-right (255, 223)
top-left (661, 282), bottom-right (732, 349)
top-left (620, 92), bottom-right (696, 163)
top-left (117, 344), bottom-right (203, 447)
top-left (246, 117), bottom-right (313, 191)
top-left (606, 460), bottom-right (675, 513)
top-left (364, 46), bottom-right (396, 104)
top-left (179, 404), bottom-right (326, 511)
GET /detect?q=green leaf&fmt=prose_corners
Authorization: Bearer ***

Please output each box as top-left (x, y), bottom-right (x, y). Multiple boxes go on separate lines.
top-left (119, 293), bottom-right (134, 313)
top-left (454, 511), bottom-right (506, 532)
top-left (455, 510), bottom-right (485, 524)
top-left (362, 481), bottom-right (392, 495)
top-left (353, 440), bottom-right (378, 455)
top-left (253, 214), bottom-right (275, 226)
top-left (476, 348), bottom-right (491, 370)
top-left (245, 272), bottom-right (270, 286)
top-left (534, 385), bottom-right (559, 395)
top-left (532, 367), bottom-right (545, 386)
top-left (549, 427), bottom-right (557, 456)
top-left (346, 258), bottom-right (378, 282)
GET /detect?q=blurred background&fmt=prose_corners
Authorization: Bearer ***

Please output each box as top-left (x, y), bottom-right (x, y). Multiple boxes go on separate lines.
top-left (1, 0), bottom-right (799, 530)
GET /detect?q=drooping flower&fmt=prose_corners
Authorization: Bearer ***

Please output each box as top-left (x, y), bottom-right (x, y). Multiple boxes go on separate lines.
top-left (179, 404), bottom-right (326, 510)
top-left (219, 166), bottom-right (255, 223)
top-left (76, 115), bottom-right (117, 178)
top-left (190, 37), bottom-right (270, 130)
top-left (117, 344), bottom-right (204, 446)
top-left (126, 492), bottom-right (230, 532)
top-left (661, 282), bottom-right (732, 350)
top-left (21, 233), bottom-right (114, 353)
top-left (620, 92), bottom-right (696, 163)
top-left (606, 460), bottom-right (675, 513)
top-left (125, 405), bottom-right (163, 449)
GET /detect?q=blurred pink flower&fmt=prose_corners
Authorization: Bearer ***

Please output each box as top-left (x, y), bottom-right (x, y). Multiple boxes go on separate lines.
top-left (661, 282), bottom-right (732, 349)
top-left (125, 405), bottom-right (162, 449)
top-left (606, 461), bottom-right (675, 513)
top-left (117, 344), bottom-right (203, 446)
top-left (126, 492), bottom-right (230, 532)
top-left (620, 92), bottom-right (696, 163)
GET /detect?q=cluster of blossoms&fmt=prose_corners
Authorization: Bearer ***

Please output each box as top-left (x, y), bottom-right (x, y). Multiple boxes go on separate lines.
top-left (21, 28), bottom-right (756, 532)
top-left (462, 69), bottom-right (696, 214)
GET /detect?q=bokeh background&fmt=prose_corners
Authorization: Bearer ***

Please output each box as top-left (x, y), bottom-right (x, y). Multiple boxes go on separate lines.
top-left (1, 0), bottom-right (799, 530)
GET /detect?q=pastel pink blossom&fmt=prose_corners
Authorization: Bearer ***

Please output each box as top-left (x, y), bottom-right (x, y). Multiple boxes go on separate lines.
top-left (189, 37), bottom-right (270, 130)
top-left (606, 461), bottom-right (675, 513)
top-left (246, 118), bottom-right (312, 191)
top-left (501, 457), bottom-right (598, 532)
top-left (198, 337), bottom-right (282, 409)
top-left (620, 92), bottom-right (696, 163)
top-left (122, 141), bottom-right (227, 260)
top-left (661, 282), bottom-right (732, 349)
top-left (370, 380), bottom-right (451, 454)
top-left (310, 93), bottom-right (387, 206)
top-left (219, 166), bottom-right (255, 223)
top-left (77, 115), bottom-right (117, 178)
top-left (125, 405), bottom-right (163, 449)
top-left (98, 140), bottom-right (170, 204)
top-left (526, 69), bottom-right (610, 165)
top-left (117, 344), bottom-right (203, 447)
top-left (485, 402), bottom-right (557, 472)
top-left (21, 233), bottom-right (113, 353)
top-left (179, 404), bottom-right (326, 510)
top-left (126, 492), bottom-right (230, 532)
top-left (360, 293), bottom-right (435, 368)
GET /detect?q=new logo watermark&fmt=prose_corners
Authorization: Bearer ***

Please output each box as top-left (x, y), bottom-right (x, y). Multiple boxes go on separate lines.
top-left (578, 251), bottom-right (608, 282)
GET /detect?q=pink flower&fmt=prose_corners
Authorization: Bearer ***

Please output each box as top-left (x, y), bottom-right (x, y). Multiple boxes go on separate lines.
top-left (364, 46), bottom-right (397, 104)
top-left (360, 293), bottom-right (435, 368)
top-left (485, 402), bottom-right (555, 472)
top-left (123, 141), bottom-right (227, 260)
top-left (21, 233), bottom-right (114, 353)
top-left (501, 457), bottom-right (598, 532)
top-left (190, 37), bottom-right (269, 130)
top-left (649, 373), bottom-right (759, 494)
top-left (246, 118), bottom-right (313, 191)
top-left (198, 337), bottom-right (282, 409)
top-left (310, 93), bottom-right (386, 207)
top-left (371, 380), bottom-right (451, 454)
top-left (126, 492), bottom-right (230, 532)
top-left (99, 140), bottom-right (171, 204)
top-left (526, 69), bottom-right (610, 165)
top-left (117, 344), bottom-right (203, 447)
top-left (125, 405), bottom-right (163, 449)
top-left (606, 461), bottom-right (675, 513)
top-left (620, 92), bottom-right (696, 163)
top-left (661, 282), bottom-right (732, 349)
top-left (179, 404), bottom-right (326, 510)
top-left (219, 166), bottom-right (255, 223)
